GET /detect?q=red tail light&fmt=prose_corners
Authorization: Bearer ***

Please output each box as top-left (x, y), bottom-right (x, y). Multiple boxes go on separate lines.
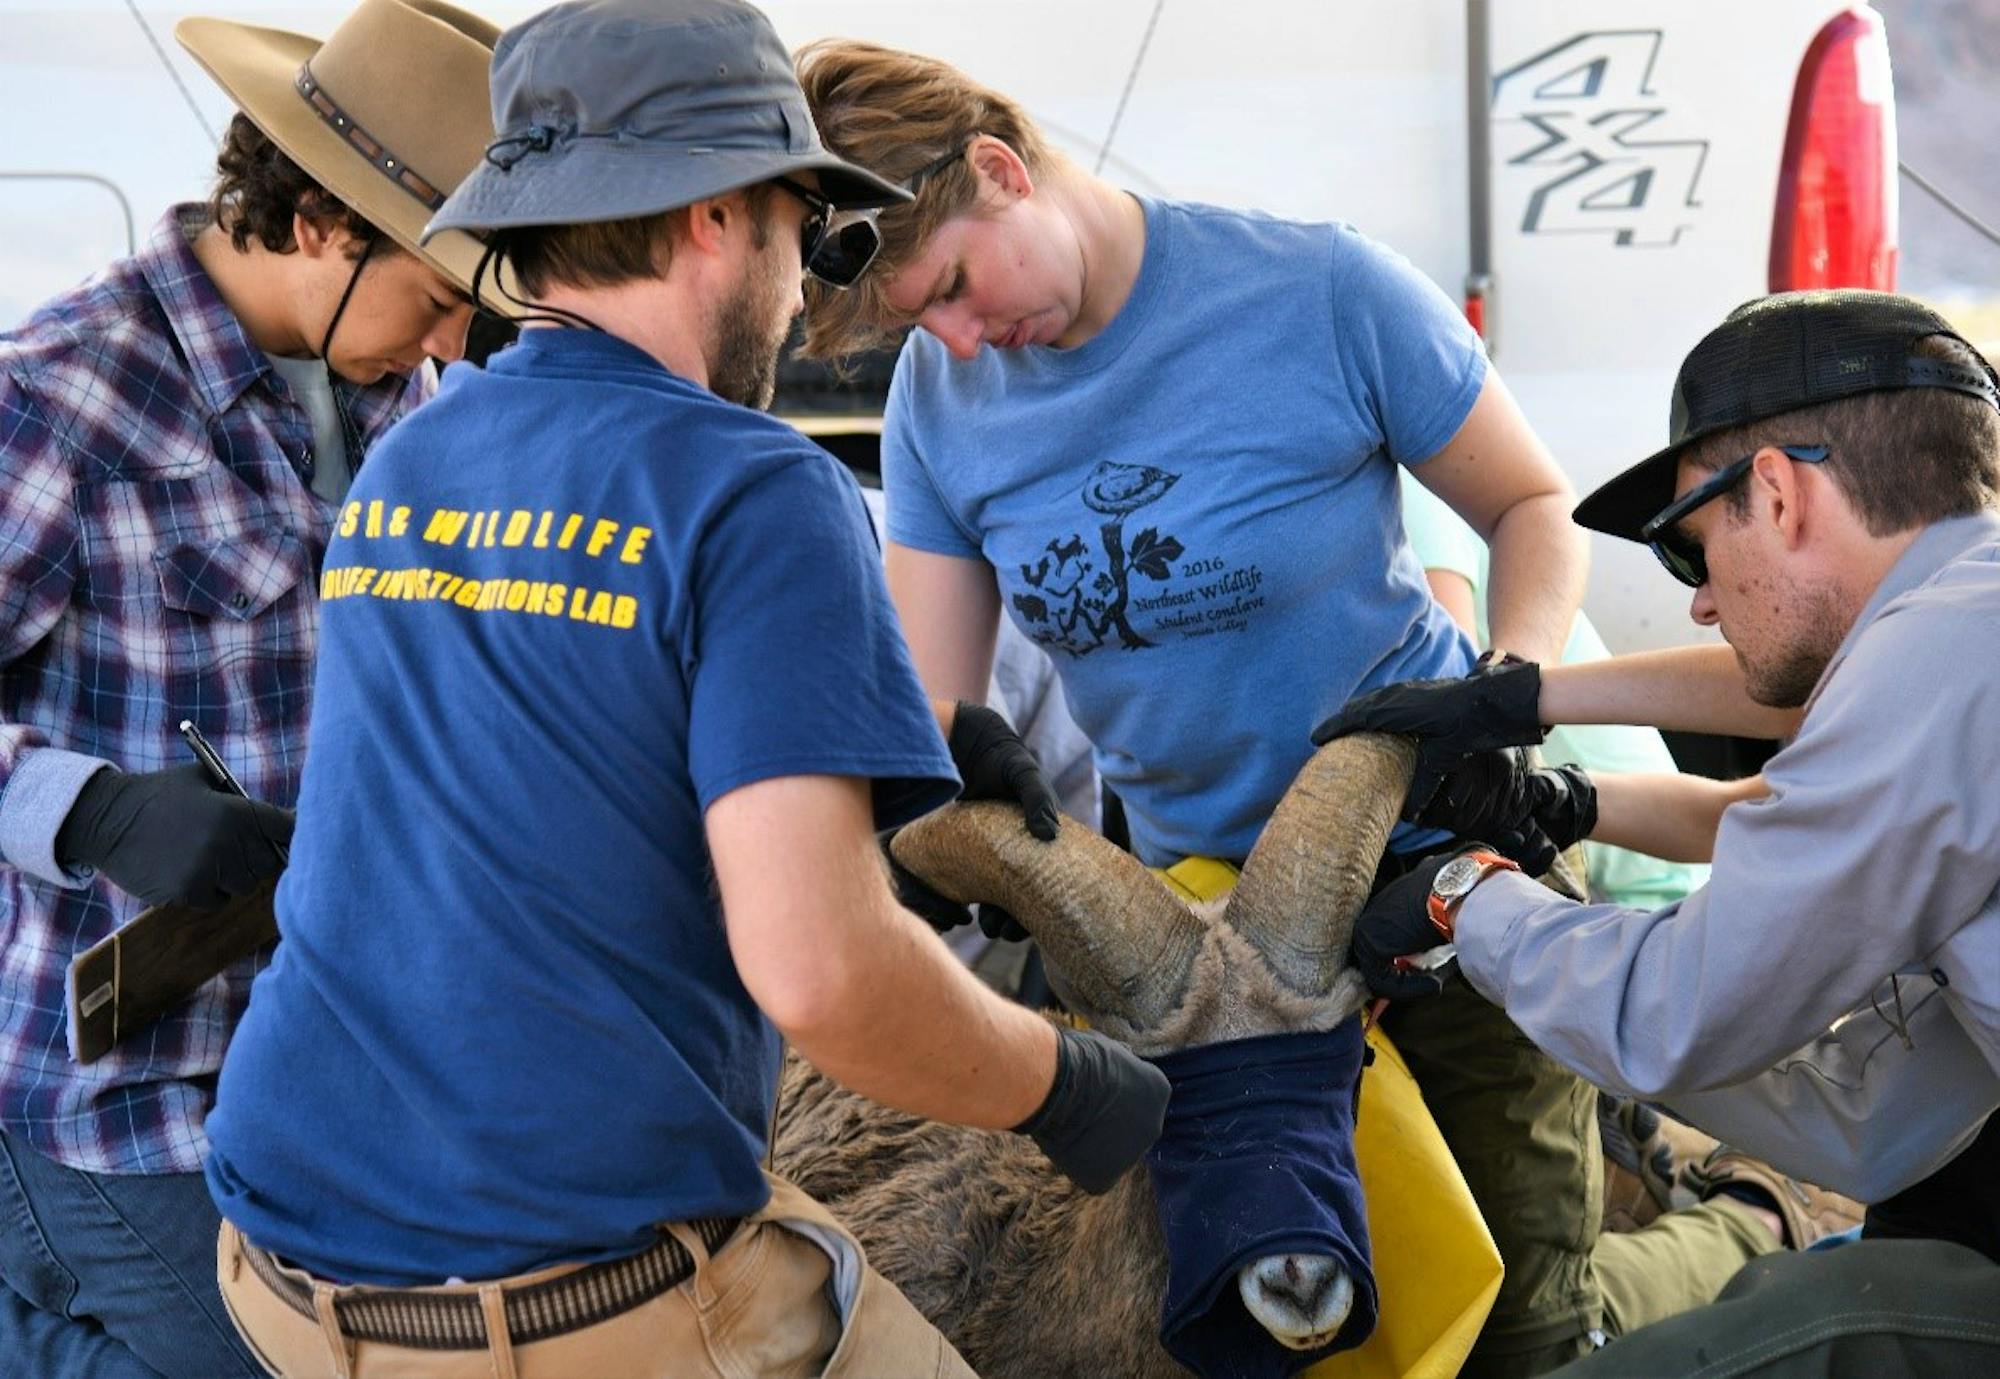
top-left (1770, 7), bottom-right (1898, 292)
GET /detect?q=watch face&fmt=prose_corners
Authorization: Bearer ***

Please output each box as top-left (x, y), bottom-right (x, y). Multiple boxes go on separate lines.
top-left (1433, 856), bottom-right (1486, 901)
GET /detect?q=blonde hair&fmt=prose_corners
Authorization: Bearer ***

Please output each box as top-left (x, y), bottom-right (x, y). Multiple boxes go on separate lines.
top-left (795, 40), bottom-right (1055, 362)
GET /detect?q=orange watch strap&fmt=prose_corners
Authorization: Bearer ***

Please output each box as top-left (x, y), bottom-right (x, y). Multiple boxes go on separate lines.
top-left (1426, 890), bottom-right (1454, 940)
top-left (1426, 849), bottom-right (1521, 940)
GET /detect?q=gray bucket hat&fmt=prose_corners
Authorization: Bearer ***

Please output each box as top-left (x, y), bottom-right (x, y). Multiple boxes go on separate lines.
top-left (426, 0), bottom-right (908, 239)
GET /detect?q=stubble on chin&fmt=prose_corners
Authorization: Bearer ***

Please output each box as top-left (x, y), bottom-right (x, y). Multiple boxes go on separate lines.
top-left (708, 253), bottom-right (793, 412)
top-left (1742, 650), bottom-right (1823, 709)
top-left (1736, 578), bottom-right (1848, 709)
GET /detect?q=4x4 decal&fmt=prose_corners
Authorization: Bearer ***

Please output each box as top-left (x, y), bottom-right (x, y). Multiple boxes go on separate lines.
top-left (1493, 30), bottom-right (1710, 247)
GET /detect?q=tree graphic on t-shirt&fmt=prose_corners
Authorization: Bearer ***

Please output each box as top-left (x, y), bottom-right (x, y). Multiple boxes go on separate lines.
top-left (1015, 461), bottom-right (1182, 655)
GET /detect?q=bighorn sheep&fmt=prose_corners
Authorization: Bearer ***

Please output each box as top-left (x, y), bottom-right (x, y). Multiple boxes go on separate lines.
top-left (772, 732), bottom-right (1415, 1378)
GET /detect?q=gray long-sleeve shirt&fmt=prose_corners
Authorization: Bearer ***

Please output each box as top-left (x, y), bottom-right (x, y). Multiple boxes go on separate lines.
top-left (1456, 510), bottom-right (2000, 1200)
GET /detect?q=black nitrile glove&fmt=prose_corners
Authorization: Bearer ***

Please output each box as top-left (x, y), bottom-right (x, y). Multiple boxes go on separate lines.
top-left (1013, 1025), bottom-right (1169, 1194)
top-left (1524, 764), bottom-right (1598, 852)
top-left (1416, 749), bottom-right (1560, 874)
top-left (948, 702), bottom-right (1060, 841)
top-left (56, 764), bottom-right (293, 909)
top-left (1487, 821), bottom-right (1560, 879)
top-left (1311, 659), bottom-right (1546, 816)
top-left (1416, 754), bottom-right (1599, 876)
top-left (1350, 849), bottom-right (1472, 1003)
top-left (976, 904), bottom-right (1029, 943)
top-left (1417, 748), bottom-right (1535, 839)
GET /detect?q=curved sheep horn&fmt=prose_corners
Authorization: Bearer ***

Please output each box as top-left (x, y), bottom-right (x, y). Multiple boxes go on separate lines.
top-left (890, 804), bottom-right (1205, 1032)
top-left (1222, 733), bottom-right (1416, 995)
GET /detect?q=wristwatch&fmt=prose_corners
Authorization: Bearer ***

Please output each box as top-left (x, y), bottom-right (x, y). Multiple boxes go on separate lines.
top-left (1426, 850), bottom-right (1521, 940)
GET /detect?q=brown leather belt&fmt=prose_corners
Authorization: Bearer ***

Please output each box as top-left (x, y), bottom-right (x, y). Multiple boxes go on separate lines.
top-left (241, 1218), bottom-right (740, 1350)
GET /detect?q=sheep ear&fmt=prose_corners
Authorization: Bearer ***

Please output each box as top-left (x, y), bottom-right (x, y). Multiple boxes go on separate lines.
top-left (889, 804), bottom-right (1206, 1038)
top-left (1221, 734), bottom-right (1414, 997)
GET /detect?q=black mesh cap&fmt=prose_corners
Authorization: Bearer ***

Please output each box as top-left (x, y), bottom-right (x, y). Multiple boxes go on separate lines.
top-left (1574, 290), bottom-right (2000, 543)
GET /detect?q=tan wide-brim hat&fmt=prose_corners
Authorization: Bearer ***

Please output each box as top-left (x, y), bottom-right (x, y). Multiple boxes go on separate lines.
top-left (176, 0), bottom-right (505, 299)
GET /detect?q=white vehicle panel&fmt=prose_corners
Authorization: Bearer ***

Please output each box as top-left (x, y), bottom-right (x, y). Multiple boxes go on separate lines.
top-left (0, 1), bottom-right (1873, 653)
top-left (1485, 3), bottom-right (1859, 649)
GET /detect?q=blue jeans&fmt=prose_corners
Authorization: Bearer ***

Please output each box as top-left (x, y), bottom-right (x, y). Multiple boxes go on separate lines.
top-left (0, 1127), bottom-right (263, 1378)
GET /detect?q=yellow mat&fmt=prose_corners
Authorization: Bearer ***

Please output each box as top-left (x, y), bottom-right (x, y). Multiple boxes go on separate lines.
top-left (1155, 858), bottom-right (1502, 1379)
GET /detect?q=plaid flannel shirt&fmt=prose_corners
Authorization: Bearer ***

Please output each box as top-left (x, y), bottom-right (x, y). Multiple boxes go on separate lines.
top-left (0, 208), bottom-right (428, 1174)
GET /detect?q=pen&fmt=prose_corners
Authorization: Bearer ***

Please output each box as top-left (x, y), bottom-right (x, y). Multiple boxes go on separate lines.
top-left (178, 719), bottom-right (246, 798)
top-left (178, 719), bottom-right (289, 865)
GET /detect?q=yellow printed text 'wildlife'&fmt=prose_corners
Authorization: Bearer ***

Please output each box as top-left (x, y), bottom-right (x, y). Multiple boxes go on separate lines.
top-left (320, 499), bottom-right (651, 632)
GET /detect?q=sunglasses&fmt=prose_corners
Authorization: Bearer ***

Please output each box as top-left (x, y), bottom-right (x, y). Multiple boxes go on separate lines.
top-left (1639, 443), bottom-right (1830, 587)
top-left (771, 178), bottom-right (882, 289)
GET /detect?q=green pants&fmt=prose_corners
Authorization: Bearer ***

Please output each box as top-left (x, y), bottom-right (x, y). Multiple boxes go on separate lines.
top-left (1553, 1239), bottom-right (2000, 1377)
top-left (1386, 980), bottom-right (1778, 1377)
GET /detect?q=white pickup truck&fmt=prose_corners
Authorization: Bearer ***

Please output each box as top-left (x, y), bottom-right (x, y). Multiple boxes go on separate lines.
top-left (0, 1), bottom-right (1897, 655)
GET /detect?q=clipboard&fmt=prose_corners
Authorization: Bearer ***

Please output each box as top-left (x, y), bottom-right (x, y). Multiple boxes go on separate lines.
top-left (64, 883), bottom-right (278, 1064)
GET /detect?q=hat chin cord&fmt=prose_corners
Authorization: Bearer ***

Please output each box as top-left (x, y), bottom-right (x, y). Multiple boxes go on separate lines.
top-left (316, 234), bottom-right (378, 367)
top-left (472, 237), bottom-right (611, 337)
top-left (312, 235), bottom-right (377, 470)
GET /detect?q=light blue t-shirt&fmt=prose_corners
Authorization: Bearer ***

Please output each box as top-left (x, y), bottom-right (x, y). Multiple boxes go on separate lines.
top-left (205, 329), bottom-right (957, 1285)
top-left (884, 198), bottom-right (1483, 864)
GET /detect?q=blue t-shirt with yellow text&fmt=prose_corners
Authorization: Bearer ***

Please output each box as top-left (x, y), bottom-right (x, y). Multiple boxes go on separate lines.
top-left (205, 328), bottom-right (957, 1284)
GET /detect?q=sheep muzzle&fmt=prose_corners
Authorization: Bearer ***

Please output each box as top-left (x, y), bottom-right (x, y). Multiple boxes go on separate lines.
top-left (1146, 1022), bottom-right (1376, 1374)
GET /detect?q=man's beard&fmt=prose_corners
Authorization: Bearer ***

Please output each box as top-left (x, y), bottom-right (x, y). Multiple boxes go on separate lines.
top-left (1739, 576), bottom-right (1849, 708)
top-left (707, 244), bottom-right (791, 410)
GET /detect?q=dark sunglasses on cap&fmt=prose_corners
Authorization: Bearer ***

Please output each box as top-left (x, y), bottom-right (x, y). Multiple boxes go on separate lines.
top-left (1639, 443), bottom-right (1830, 588)
top-left (770, 138), bottom-right (982, 289)
top-left (771, 177), bottom-right (882, 289)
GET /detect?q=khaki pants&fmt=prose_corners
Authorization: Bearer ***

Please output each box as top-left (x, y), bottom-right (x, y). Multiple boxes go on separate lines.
top-left (1594, 1197), bottom-right (1775, 1341)
top-left (217, 1174), bottom-right (974, 1379)
top-left (1389, 980), bottom-right (1776, 1377)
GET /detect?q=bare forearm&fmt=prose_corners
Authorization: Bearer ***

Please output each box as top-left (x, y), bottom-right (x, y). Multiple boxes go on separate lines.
top-left (1416, 369), bottom-right (1585, 666)
top-left (783, 888), bottom-right (1058, 1129)
top-left (1539, 644), bottom-right (1804, 737)
top-left (1591, 771), bottom-right (1769, 863)
top-left (1483, 493), bottom-right (1587, 666)
top-left (714, 774), bottom-right (1057, 1131)
top-left (1424, 569), bottom-right (1479, 637)
top-left (930, 697), bottom-right (957, 736)
top-left (886, 545), bottom-right (999, 703)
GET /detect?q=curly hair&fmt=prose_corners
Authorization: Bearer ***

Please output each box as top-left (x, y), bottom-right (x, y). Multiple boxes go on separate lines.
top-left (208, 112), bottom-right (387, 260)
top-left (794, 40), bottom-right (1055, 364)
